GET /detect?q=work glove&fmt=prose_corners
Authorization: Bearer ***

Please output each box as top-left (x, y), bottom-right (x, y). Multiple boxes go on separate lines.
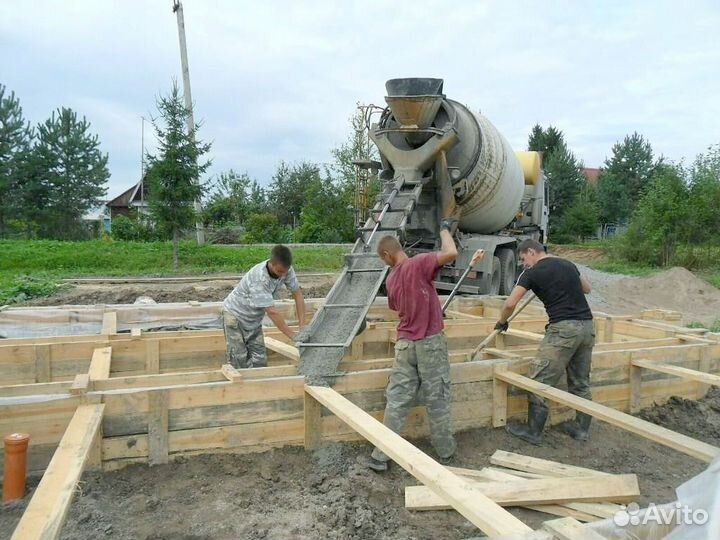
top-left (494, 320), bottom-right (509, 333)
top-left (440, 217), bottom-right (458, 232)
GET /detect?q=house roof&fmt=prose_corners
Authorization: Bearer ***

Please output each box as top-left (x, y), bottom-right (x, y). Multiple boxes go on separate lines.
top-left (583, 168), bottom-right (601, 185)
top-left (106, 180), bottom-right (148, 208)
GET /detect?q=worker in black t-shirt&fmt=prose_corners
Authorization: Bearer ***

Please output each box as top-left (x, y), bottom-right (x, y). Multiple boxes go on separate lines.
top-left (495, 239), bottom-right (595, 445)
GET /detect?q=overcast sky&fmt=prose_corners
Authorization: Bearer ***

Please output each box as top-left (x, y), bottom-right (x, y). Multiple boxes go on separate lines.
top-left (2, 1), bottom-right (719, 199)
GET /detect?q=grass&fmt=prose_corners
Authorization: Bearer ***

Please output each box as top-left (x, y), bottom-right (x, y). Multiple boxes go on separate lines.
top-left (0, 240), bottom-right (348, 304)
top-left (687, 320), bottom-right (720, 333)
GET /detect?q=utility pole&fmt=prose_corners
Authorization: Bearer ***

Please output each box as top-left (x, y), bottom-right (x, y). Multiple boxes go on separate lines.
top-left (172, 0), bottom-right (205, 244)
top-left (140, 115), bottom-right (145, 221)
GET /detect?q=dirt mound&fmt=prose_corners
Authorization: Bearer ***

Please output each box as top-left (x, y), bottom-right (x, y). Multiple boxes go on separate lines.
top-left (639, 387), bottom-right (720, 442)
top-left (599, 267), bottom-right (720, 324)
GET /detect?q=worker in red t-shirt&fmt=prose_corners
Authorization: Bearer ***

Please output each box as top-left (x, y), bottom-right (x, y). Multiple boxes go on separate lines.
top-left (362, 219), bottom-right (484, 471)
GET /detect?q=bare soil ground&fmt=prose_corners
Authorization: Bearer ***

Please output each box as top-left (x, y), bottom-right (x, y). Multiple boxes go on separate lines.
top-left (2, 389), bottom-right (718, 540)
top-left (25, 273), bottom-right (339, 306)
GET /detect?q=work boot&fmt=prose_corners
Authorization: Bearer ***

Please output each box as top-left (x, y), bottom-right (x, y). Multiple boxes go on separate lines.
top-left (505, 402), bottom-right (548, 445)
top-left (558, 412), bottom-right (592, 441)
top-left (357, 454), bottom-right (389, 473)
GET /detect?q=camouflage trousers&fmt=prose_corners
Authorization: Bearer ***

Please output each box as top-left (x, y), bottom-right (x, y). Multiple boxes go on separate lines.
top-left (526, 320), bottom-right (595, 412)
top-left (372, 332), bottom-right (456, 462)
top-left (222, 310), bottom-right (267, 369)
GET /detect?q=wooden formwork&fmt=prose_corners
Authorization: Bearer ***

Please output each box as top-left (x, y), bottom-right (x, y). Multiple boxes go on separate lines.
top-left (2, 296), bottom-right (719, 539)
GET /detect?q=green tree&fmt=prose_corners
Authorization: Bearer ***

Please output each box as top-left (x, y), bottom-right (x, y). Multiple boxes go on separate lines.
top-left (267, 162), bottom-right (319, 227)
top-left (685, 145), bottom-right (720, 245)
top-left (544, 141), bottom-right (585, 220)
top-left (0, 84), bottom-right (34, 237)
top-left (527, 124), bottom-right (565, 158)
top-left (622, 164), bottom-right (688, 266)
top-left (146, 82), bottom-right (212, 269)
top-left (597, 132), bottom-right (656, 224)
top-left (557, 184), bottom-right (600, 242)
top-left (296, 172), bottom-right (355, 243)
top-left (204, 170), bottom-right (253, 227)
top-left (243, 212), bottom-right (283, 243)
top-left (247, 179), bottom-right (268, 216)
top-left (33, 107), bottom-right (109, 238)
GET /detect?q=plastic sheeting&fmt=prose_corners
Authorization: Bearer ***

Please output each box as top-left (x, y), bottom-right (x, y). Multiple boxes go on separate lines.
top-left (0, 302), bottom-right (224, 339)
top-left (585, 456), bottom-right (720, 539)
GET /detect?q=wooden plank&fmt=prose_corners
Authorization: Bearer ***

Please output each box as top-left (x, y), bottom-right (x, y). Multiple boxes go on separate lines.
top-left (93, 370), bottom-right (227, 391)
top-left (496, 371), bottom-right (720, 463)
top-left (264, 337), bottom-right (299, 362)
top-left (148, 390), bottom-right (169, 465)
top-left (492, 363), bottom-right (508, 427)
top-left (69, 374), bottom-right (89, 395)
top-left (304, 391), bottom-right (322, 450)
top-left (405, 474), bottom-right (639, 510)
top-left (505, 328), bottom-right (544, 343)
top-left (10, 403), bottom-right (105, 540)
top-left (220, 364), bottom-right (243, 382)
top-left (543, 517), bottom-right (607, 540)
top-left (145, 339), bottom-right (160, 374)
top-left (35, 344), bottom-right (51, 383)
top-left (451, 467), bottom-right (619, 521)
top-left (88, 346), bottom-right (112, 382)
top-left (0, 381), bottom-right (72, 397)
top-left (632, 358), bottom-right (720, 385)
top-left (101, 311), bottom-right (117, 335)
top-left (490, 451), bottom-right (612, 478)
top-left (304, 385), bottom-right (531, 536)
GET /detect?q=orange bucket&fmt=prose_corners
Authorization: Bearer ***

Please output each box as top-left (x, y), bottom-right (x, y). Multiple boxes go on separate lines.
top-left (3, 433), bottom-right (30, 502)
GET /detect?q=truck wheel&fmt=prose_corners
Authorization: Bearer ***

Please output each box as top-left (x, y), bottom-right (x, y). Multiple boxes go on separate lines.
top-left (488, 256), bottom-right (501, 295)
top-left (498, 249), bottom-right (517, 295)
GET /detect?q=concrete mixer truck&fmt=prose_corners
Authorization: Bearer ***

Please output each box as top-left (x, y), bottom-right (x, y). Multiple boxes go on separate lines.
top-left (297, 78), bottom-right (548, 379)
top-left (370, 77), bottom-right (548, 296)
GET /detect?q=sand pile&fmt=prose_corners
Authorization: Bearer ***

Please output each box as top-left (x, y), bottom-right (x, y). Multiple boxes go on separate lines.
top-left (600, 267), bottom-right (720, 324)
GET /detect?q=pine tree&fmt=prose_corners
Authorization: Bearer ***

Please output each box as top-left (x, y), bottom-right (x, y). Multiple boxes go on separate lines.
top-left (543, 141), bottom-right (585, 220)
top-left (33, 107), bottom-right (109, 238)
top-left (527, 124), bottom-right (565, 159)
top-left (0, 84), bottom-right (34, 237)
top-left (597, 132), bottom-right (656, 224)
top-left (146, 82), bottom-right (212, 269)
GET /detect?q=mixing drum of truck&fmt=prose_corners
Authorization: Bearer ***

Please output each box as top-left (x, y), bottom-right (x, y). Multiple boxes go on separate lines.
top-left (296, 78), bottom-right (548, 380)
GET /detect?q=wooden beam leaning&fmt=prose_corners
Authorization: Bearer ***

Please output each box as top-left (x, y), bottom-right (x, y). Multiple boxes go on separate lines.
top-left (88, 346), bottom-right (112, 387)
top-left (405, 474), bottom-right (639, 510)
top-left (495, 371), bottom-right (720, 463)
top-left (304, 385), bottom-right (532, 537)
top-left (265, 337), bottom-right (300, 362)
top-left (11, 404), bottom-right (105, 540)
